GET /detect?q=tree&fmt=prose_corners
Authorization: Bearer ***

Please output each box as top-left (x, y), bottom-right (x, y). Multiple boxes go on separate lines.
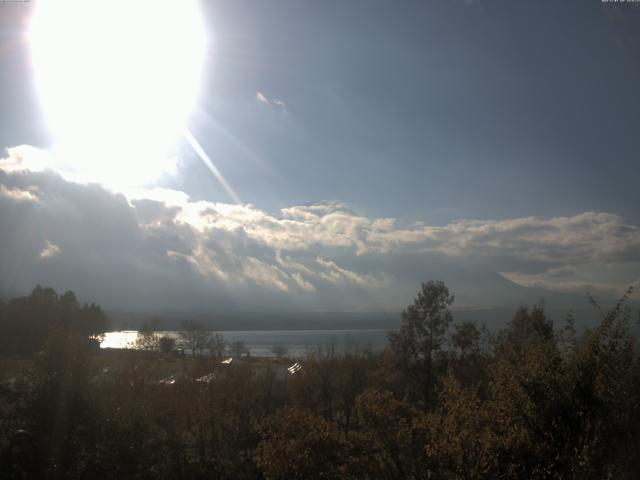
top-left (449, 321), bottom-right (491, 387)
top-left (230, 340), bottom-right (249, 358)
top-left (208, 332), bottom-right (226, 358)
top-left (450, 321), bottom-right (481, 357)
top-left (159, 336), bottom-right (176, 355)
top-left (136, 320), bottom-right (159, 351)
top-left (354, 389), bottom-right (428, 478)
top-left (388, 280), bottom-right (454, 405)
top-left (179, 319), bottom-right (211, 357)
top-left (257, 407), bottom-right (349, 479)
top-left (424, 373), bottom-right (499, 478)
top-left (0, 286), bottom-right (109, 353)
top-left (27, 322), bottom-right (96, 477)
top-left (495, 303), bottom-right (553, 358)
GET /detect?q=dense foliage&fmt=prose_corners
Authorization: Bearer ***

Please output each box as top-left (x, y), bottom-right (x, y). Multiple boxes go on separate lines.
top-left (0, 286), bottom-right (109, 353)
top-left (1, 282), bottom-right (639, 479)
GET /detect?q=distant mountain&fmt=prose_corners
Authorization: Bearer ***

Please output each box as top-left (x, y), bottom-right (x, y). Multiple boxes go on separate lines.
top-left (105, 278), bottom-right (635, 333)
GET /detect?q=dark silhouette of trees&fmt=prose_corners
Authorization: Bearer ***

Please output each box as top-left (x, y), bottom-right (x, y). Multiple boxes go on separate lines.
top-left (450, 321), bottom-right (482, 357)
top-left (1, 282), bottom-right (639, 479)
top-left (207, 332), bottom-right (226, 358)
top-left (353, 389), bottom-right (429, 478)
top-left (136, 320), bottom-right (160, 351)
top-left (159, 336), bottom-right (176, 356)
top-left (495, 303), bottom-right (553, 357)
top-left (230, 340), bottom-right (249, 358)
top-left (448, 321), bottom-right (492, 388)
top-left (178, 319), bottom-right (211, 357)
top-left (0, 285), bottom-right (108, 353)
top-left (388, 280), bottom-right (454, 406)
top-left (257, 407), bottom-right (349, 479)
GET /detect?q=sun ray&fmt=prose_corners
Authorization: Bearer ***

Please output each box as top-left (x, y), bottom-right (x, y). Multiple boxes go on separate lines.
top-left (183, 128), bottom-right (241, 205)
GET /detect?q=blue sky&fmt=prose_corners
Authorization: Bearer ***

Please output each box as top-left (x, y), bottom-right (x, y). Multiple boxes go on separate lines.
top-left (0, 0), bottom-right (639, 313)
top-left (173, 0), bottom-right (640, 223)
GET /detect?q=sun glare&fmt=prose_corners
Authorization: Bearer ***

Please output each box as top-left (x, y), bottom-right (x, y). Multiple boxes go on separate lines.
top-left (29, 0), bottom-right (205, 187)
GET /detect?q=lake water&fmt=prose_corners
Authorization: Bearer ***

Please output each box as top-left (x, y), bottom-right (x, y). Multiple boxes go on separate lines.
top-left (101, 329), bottom-right (390, 357)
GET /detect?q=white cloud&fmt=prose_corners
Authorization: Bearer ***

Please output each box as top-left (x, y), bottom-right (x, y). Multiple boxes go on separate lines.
top-left (0, 145), bottom-right (53, 174)
top-left (292, 272), bottom-right (316, 292)
top-left (187, 203), bottom-right (640, 272)
top-left (0, 184), bottom-right (38, 203)
top-left (255, 91), bottom-right (286, 109)
top-left (315, 257), bottom-right (381, 288)
top-left (40, 240), bottom-right (61, 259)
top-left (363, 212), bottom-right (640, 267)
top-left (1, 147), bottom-right (639, 309)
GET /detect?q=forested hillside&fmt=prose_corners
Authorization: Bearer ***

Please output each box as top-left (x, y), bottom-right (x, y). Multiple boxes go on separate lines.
top-left (1, 282), bottom-right (639, 479)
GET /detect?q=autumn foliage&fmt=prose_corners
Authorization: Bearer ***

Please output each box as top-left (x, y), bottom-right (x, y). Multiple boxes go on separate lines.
top-left (1, 283), bottom-right (639, 479)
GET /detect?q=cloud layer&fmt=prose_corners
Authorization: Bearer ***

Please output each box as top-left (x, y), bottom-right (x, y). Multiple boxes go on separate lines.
top-left (1, 146), bottom-right (638, 312)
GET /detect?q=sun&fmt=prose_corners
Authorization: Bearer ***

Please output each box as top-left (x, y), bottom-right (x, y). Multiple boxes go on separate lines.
top-left (29, 0), bottom-right (206, 188)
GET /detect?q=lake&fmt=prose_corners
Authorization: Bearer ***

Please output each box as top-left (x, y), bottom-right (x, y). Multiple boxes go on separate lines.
top-left (100, 329), bottom-right (390, 357)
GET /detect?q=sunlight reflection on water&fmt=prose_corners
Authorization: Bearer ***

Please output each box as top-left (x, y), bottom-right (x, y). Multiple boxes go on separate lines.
top-left (100, 331), bottom-right (140, 349)
top-left (100, 329), bottom-right (389, 357)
